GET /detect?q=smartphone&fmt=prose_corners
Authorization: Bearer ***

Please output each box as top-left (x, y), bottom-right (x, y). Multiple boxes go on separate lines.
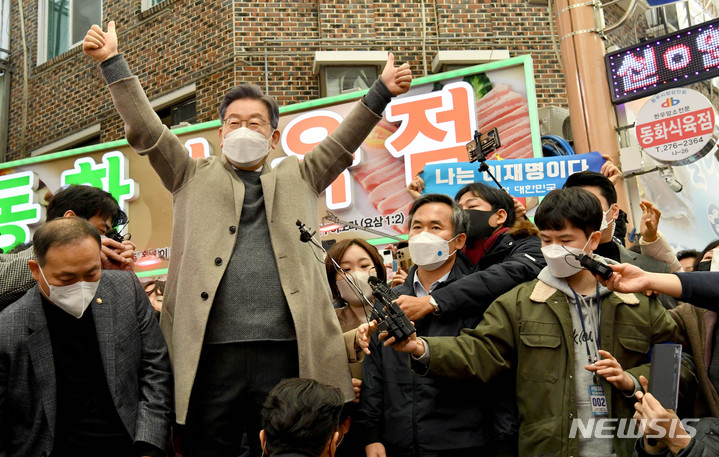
top-left (648, 343), bottom-right (683, 409)
top-left (395, 242), bottom-right (412, 271)
top-left (382, 248), bottom-right (394, 266)
top-left (382, 248), bottom-right (398, 272)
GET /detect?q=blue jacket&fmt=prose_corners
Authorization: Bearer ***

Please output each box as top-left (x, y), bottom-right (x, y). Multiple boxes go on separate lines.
top-left (676, 272), bottom-right (719, 311)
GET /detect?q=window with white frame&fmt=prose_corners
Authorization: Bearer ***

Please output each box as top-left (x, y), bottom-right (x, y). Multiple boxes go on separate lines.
top-left (38, 0), bottom-right (101, 63)
top-left (313, 51), bottom-right (388, 98)
top-left (660, 0), bottom-right (718, 31)
top-left (321, 66), bottom-right (379, 97)
top-left (141, 0), bottom-right (164, 11)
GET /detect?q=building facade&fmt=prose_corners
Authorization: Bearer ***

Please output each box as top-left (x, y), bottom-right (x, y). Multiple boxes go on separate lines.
top-left (1, 0), bottom-right (577, 162)
top-left (2, 0), bottom-right (718, 162)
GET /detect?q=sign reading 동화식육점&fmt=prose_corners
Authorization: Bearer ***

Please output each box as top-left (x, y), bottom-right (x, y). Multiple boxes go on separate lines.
top-left (0, 56), bottom-right (543, 274)
top-left (635, 88), bottom-right (719, 166)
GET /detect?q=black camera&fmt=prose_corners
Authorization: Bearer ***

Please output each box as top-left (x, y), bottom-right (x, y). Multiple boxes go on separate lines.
top-left (367, 276), bottom-right (416, 342)
top-left (104, 228), bottom-right (127, 244)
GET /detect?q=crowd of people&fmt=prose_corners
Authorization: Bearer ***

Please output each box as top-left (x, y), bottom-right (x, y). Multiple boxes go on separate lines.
top-left (0, 19), bottom-right (717, 457)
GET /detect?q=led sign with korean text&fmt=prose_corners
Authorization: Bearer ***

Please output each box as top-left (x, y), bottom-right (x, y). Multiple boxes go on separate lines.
top-left (605, 17), bottom-right (719, 105)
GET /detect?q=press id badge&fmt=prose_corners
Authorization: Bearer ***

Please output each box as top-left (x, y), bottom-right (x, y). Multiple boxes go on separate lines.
top-left (589, 384), bottom-right (608, 416)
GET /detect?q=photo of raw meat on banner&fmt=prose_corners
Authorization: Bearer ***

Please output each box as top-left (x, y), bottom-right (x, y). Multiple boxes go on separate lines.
top-left (272, 55), bottom-right (542, 245)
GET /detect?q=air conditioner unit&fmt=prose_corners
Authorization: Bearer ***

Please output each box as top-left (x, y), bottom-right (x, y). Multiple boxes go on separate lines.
top-left (538, 106), bottom-right (573, 141)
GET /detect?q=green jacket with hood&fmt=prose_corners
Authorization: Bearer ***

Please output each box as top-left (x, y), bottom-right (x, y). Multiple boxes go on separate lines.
top-left (414, 276), bottom-right (696, 457)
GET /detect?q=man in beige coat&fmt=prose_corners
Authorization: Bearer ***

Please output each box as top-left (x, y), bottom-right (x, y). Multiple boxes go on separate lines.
top-left (84, 21), bottom-right (411, 457)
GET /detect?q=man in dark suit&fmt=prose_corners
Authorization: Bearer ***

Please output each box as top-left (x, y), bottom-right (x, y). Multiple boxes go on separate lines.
top-left (0, 217), bottom-right (172, 457)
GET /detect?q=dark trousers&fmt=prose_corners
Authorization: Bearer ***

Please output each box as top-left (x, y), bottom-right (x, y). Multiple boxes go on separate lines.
top-left (180, 341), bottom-right (299, 457)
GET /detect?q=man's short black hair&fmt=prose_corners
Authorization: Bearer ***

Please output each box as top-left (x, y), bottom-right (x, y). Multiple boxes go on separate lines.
top-left (454, 182), bottom-right (516, 227)
top-left (676, 249), bottom-right (699, 262)
top-left (261, 378), bottom-right (344, 457)
top-left (219, 84), bottom-right (280, 130)
top-left (33, 217), bottom-right (102, 267)
top-left (407, 193), bottom-right (469, 237)
top-left (563, 170), bottom-right (618, 206)
top-left (46, 185), bottom-right (127, 228)
top-left (534, 187), bottom-right (603, 237)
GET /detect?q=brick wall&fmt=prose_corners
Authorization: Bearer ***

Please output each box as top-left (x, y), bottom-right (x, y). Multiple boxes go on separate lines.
top-left (5, 0), bottom-right (672, 162)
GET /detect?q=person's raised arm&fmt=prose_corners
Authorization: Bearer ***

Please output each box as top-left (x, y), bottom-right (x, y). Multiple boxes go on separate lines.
top-left (602, 264), bottom-right (683, 297)
top-left (602, 264), bottom-right (719, 312)
top-left (83, 21), bottom-right (197, 193)
top-left (637, 200), bottom-right (681, 272)
top-left (301, 53), bottom-right (412, 193)
top-left (426, 235), bottom-right (544, 318)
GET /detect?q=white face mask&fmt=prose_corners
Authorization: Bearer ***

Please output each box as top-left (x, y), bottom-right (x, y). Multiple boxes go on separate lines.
top-left (599, 207), bottom-right (614, 232)
top-left (222, 126), bottom-right (272, 168)
top-left (38, 266), bottom-right (99, 318)
top-left (336, 270), bottom-right (374, 306)
top-left (408, 232), bottom-right (457, 271)
top-left (540, 236), bottom-right (593, 278)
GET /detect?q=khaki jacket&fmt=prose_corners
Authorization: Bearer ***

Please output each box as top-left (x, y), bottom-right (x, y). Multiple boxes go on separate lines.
top-left (108, 76), bottom-right (381, 422)
top-left (419, 279), bottom-right (696, 457)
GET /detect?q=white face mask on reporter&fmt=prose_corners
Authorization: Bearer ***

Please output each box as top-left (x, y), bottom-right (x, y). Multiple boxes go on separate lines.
top-left (336, 270), bottom-right (374, 306)
top-left (408, 232), bottom-right (458, 271)
top-left (222, 126), bottom-right (273, 168)
top-left (540, 236), bottom-right (594, 278)
top-left (599, 207), bottom-right (614, 233)
top-left (38, 266), bottom-right (99, 318)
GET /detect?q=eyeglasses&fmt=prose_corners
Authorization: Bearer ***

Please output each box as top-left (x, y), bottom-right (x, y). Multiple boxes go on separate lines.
top-left (223, 117), bottom-right (270, 132)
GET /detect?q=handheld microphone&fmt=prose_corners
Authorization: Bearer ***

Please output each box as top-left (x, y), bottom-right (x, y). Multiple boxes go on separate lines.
top-left (576, 254), bottom-right (614, 280)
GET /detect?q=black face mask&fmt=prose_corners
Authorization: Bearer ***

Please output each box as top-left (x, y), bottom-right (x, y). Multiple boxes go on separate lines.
top-left (696, 260), bottom-right (712, 271)
top-left (465, 209), bottom-right (497, 248)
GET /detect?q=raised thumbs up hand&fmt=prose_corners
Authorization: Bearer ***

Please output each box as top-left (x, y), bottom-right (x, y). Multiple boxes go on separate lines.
top-left (381, 52), bottom-right (412, 96)
top-left (83, 20), bottom-right (119, 63)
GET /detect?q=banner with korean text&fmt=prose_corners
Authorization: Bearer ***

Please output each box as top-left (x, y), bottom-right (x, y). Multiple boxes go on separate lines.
top-left (0, 55), bottom-right (541, 277)
top-left (422, 151), bottom-right (606, 198)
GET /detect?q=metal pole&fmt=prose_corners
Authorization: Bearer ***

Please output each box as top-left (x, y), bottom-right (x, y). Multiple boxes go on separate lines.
top-left (554, 0), bottom-right (633, 236)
